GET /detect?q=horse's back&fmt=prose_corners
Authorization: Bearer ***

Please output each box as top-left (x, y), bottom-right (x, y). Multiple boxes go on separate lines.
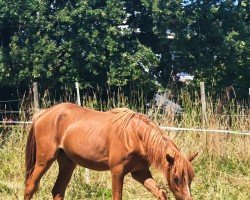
top-left (32, 103), bottom-right (146, 171)
top-left (36, 102), bottom-right (103, 123)
top-left (33, 103), bottom-right (112, 170)
top-left (34, 103), bottom-right (110, 139)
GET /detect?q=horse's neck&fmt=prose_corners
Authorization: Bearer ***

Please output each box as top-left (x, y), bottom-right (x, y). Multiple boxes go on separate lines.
top-left (139, 125), bottom-right (179, 170)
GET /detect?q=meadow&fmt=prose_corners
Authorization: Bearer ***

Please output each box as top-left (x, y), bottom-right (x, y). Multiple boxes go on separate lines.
top-left (0, 92), bottom-right (249, 200)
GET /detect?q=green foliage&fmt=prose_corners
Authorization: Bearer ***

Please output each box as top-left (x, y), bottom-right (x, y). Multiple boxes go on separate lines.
top-left (181, 0), bottom-right (249, 96)
top-left (0, 0), bottom-right (249, 98)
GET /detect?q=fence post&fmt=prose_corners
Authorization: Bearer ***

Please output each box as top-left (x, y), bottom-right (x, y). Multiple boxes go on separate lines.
top-left (33, 82), bottom-right (39, 112)
top-left (200, 82), bottom-right (207, 125)
top-left (75, 82), bottom-right (81, 106)
top-left (75, 82), bottom-right (90, 184)
top-left (200, 82), bottom-right (209, 152)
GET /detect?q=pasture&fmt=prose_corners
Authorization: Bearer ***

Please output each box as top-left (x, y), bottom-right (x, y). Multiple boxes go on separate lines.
top-left (0, 95), bottom-right (249, 200)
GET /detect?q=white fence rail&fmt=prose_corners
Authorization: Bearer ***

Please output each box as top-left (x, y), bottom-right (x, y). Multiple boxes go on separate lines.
top-left (160, 126), bottom-right (250, 136)
top-left (1, 121), bottom-right (249, 136)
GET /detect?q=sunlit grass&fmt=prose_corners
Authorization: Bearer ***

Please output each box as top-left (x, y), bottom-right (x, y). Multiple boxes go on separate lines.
top-left (0, 91), bottom-right (249, 199)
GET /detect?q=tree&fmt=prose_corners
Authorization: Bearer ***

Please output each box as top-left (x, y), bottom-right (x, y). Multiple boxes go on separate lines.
top-left (0, 0), bottom-right (249, 99)
top-left (0, 0), bottom-right (160, 95)
top-left (181, 0), bottom-right (249, 98)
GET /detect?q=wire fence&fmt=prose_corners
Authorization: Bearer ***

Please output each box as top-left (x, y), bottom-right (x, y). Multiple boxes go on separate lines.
top-left (160, 126), bottom-right (250, 136)
top-left (0, 109), bottom-right (249, 116)
top-left (0, 110), bottom-right (22, 114)
top-left (0, 91), bottom-right (249, 136)
top-left (0, 120), bottom-right (249, 136)
top-left (0, 98), bottom-right (31, 103)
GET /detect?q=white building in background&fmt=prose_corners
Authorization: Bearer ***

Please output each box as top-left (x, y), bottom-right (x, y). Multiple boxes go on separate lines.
top-left (176, 72), bottom-right (194, 83)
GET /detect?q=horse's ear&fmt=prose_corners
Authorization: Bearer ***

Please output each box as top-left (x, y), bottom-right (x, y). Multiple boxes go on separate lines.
top-left (188, 152), bottom-right (198, 162)
top-left (166, 154), bottom-right (175, 165)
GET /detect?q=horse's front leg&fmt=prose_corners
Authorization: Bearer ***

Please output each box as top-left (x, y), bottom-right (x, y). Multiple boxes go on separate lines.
top-left (131, 169), bottom-right (168, 200)
top-left (111, 165), bottom-right (125, 200)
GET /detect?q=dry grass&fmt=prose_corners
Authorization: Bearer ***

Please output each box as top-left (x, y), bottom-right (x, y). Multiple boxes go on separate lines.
top-left (0, 92), bottom-right (249, 200)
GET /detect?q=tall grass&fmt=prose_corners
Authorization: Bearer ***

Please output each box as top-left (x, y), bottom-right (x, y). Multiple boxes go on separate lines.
top-left (0, 90), bottom-right (249, 199)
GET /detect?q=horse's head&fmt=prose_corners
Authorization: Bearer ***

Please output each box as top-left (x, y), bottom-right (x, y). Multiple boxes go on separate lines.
top-left (165, 152), bottom-right (198, 200)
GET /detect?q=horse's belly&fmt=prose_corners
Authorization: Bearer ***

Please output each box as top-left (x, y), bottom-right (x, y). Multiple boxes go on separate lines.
top-left (61, 128), bottom-right (110, 171)
top-left (66, 153), bottom-right (110, 171)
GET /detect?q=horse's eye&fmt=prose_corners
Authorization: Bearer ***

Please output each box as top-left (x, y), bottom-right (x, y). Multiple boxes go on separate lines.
top-left (174, 177), bottom-right (180, 185)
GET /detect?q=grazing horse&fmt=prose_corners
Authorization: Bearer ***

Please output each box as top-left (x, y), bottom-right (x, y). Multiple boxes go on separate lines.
top-left (24, 103), bottom-right (197, 200)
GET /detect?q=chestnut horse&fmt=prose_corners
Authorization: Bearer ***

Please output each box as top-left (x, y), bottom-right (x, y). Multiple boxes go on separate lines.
top-left (24, 103), bottom-right (197, 200)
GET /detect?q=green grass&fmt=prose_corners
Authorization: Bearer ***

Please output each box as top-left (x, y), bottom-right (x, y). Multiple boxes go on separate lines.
top-left (0, 93), bottom-right (249, 200)
top-left (0, 125), bottom-right (249, 200)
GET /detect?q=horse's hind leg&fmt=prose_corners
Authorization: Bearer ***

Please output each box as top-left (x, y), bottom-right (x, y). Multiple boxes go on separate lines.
top-left (52, 149), bottom-right (76, 200)
top-left (24, 145), bottom-right (57, 200)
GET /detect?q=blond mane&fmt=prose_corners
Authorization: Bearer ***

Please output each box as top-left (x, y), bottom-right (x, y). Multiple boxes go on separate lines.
top-left (109, 108), bottom-right (137, 136)
top-left (109, 108), bottom-right (191, 172)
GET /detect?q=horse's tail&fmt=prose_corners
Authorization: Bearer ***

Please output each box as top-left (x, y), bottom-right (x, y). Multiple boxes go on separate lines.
top-left (25, 122), bottom-right (36, 182)
top-left (25, 109), bottom-right (48, 182)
